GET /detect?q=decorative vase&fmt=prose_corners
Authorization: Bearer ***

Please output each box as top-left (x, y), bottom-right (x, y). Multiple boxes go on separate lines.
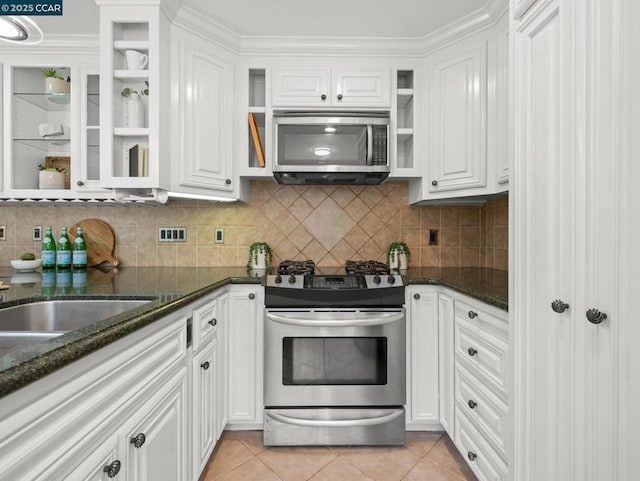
top-left (250, 251), bottom-right (268, 270)
top-left (38, 171), bottom-right (65, 189)
top-left (123, 93), bottom-right (145, 128)
top-left (389, 251), bottom-right (408, 272)
top-left (44, 77), bottom-right (69, 95)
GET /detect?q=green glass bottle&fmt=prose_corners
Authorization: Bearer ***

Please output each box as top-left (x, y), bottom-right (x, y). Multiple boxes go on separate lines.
top-left (41, 226), bottom-right (56, 270)
top-left (72, 227), bottom-right (87, 270)
top-left (56, 227), bottom-right (71, 270)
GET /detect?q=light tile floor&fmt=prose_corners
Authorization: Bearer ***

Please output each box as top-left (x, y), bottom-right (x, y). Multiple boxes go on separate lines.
top-left (202, 431), bottom-right (478, 481)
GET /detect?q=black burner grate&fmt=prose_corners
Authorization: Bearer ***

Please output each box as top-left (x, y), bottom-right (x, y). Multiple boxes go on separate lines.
top-left (277, 259), bottom-right (316, 276)
top-left (345, 260), bottom-right (390, 276)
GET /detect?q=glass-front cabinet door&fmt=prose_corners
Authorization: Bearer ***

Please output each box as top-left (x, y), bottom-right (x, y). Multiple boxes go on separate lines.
top-left (10, 65), bottom-right (72, 193)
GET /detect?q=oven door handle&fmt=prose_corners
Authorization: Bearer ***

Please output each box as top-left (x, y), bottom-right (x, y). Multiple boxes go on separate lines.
top-left (266, 409), bottom-right (404, 428)
top-left (265, 311), bottom-right (403, 328)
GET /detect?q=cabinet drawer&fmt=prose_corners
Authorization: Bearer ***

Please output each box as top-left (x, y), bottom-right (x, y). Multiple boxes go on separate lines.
top-left (455, 363), bottom-right (508, 460)
top-left (192, 297), bottom-right (218, 352)
top-left (454, 407), bottom-right (508, 481)
top-left (455, 321), bottom-right (508, 399)
top-left (455, 298), bottom-right (508, 341)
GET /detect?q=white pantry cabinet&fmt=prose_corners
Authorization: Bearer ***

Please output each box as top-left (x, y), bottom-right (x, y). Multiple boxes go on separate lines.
top-left (405, 286), bottom-right (440, 429)
top-left (171, 26), bottom-right (238, 200)
top-left (272, 66), bottom-right (391, 108)
top-left (0, 312), bottom-right (188, 481)
top-left (511, 0), bottom-right (640, 480)
top-left (226, 285), bottom-right (264, 428)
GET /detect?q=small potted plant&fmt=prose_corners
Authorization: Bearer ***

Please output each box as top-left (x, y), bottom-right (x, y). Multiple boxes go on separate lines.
top-left (37, 164), bottom-right (66, 189)
top-left (387, 241), bottom-right (410, 272)
top-left (247, 242), bottom-right (272, 272)
top-left (43, 68), bottom-right (70, 95)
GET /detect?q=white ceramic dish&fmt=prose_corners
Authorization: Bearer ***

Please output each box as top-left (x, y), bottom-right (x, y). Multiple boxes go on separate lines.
top-left (10, 259), bottom-right (43, 271)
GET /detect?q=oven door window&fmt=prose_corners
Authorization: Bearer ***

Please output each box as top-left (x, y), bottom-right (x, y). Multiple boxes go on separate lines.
top-left (282, 337), bottom-right (387, 385)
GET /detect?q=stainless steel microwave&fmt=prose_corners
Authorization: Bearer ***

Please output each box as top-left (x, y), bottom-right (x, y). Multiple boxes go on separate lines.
top-left (272, 112), bottom-right (390, 185)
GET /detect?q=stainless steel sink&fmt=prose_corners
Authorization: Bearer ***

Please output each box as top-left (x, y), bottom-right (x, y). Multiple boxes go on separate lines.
top-left (0, 299), bottom-right (153, 333)
top-left (0, 299), bottom-right (154, 357)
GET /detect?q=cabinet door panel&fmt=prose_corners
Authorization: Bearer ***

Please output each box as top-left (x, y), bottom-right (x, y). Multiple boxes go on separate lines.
top-left (178, 35), bottom-right (233, 191)
top-left (191, 341), bottom-right (217, 479)
top-left (438, 292), bottom-right (455, 436)
top-left (333, 69), bottom-right (390, 107)
top-left (406, 287), bottom-right (439, 426)
top-left (124, 369), bottom-right (187, 481)
top-left (64, 434), bottom-right (121, 481)
top-left (428, 41), bottom-right (487, 192)
top-left (272, 68), bottom-right (330, 106)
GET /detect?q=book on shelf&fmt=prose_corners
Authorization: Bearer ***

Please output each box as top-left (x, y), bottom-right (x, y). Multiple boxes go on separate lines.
top-left (129, 144), bottom-right (149, 177)
top-left (248, 112), bottom-right (265, 167)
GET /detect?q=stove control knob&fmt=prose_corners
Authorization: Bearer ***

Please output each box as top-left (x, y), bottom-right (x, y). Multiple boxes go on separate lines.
top-left (288, 274), bottom-right (296, 284)
top-left (275, 274), bottom-right (282, 284)
top-left (373, 274), bottom-right (381, 284)
top-left (387, 275), bottom-right (396, 284)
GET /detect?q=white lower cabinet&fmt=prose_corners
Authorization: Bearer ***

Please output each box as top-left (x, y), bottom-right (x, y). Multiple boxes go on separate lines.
top-left (0, 313), bottom-right (188, 481)
top-left (438, 292), bottom-right (455, 436)
top-left (405, 286), bottom-right (440, 429)
top-left (227, 285), bottom-right (264, 428)
top-left (191, 338), bottom-right (217, 480)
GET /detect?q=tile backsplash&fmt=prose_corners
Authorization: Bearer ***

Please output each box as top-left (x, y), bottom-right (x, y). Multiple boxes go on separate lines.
top-left (0, 181), bottom-right (508, 270)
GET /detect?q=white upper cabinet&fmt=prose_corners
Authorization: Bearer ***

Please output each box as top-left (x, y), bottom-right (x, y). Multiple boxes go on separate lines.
top-left (171, 26), bottom-right (236, 199)
top-left (272, 66), bottom-right (390, 108)
top-left (426, 37), bottom-right (488, 193)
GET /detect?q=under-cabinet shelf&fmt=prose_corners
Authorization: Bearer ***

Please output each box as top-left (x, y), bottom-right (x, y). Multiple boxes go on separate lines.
top-left (114, 70), bottom-right (149, 79)
top-left (114, 127), bottom-right (149, 136)
top-left (13, 92), bottom-right (71, 110)
top-left (113, 40), bottom-right (149, 51)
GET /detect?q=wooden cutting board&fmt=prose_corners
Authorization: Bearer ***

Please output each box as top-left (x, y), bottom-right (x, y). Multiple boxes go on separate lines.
top-left (68, 219), bottom-right (120, 267)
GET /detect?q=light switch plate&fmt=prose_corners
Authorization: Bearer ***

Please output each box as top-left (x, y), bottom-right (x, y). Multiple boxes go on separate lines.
top-left (214, 228), bottom-right (224, 244)
top-left (33, 226), bottom-right (42, 241)
top-left (0, 226), bottom-right (5, 241)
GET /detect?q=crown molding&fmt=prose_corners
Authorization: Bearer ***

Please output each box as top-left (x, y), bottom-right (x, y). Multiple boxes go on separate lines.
top-left (0, 34), bottom-right (99, 55)
top-left (173, 4), bottom-right (241, 54)
top-left (95, 0), bottom-right (183, 20)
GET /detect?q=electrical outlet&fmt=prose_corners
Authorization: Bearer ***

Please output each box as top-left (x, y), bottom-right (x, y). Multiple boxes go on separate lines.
top-left (214, 228), bottom-right (224, 244)
top-left (429, 229), bottom-right (438, 246)
top-left (33, 226), bottom-right (42, 241)
top-left (0, 225), bottom-right (5, 241)
top-left (159, 227), bottom-right (187, 242)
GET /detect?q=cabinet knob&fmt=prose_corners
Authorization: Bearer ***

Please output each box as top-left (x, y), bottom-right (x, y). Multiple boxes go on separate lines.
top-left (225, 178), bottom-right (231, 185)
top-left (586, 308), bottom-right (607, 324)
top-left (337, 93), bottom-right (343, 100)
top-left (321, 94), bottom-right (327, 100)
top-left (413, 293), bottom-right (420, 300)
top-left (201, 361), bottom-right (210, 370)
top-left (431, 180), bottom-right (438, 186)
top-left (77, 180), bottom-right (85, 187)
top-left (467, 347), bottom-right (478, 357)
top-left (103, 460), bottom-right (121, 478)
top-left (468, 310), bottom-right (478, 319)
top-left (130, 433), bottom-right (146, 448)
top-left (208, 318), bottom-right (217, 327)
top-left (467, 451), bottom-right (477, 462)
top-left (468, 399), bottom-right (477, 409)
top-left (551, 299), bottom-right (570, 313)
top-left (248, 293), bottom-right (255, 300)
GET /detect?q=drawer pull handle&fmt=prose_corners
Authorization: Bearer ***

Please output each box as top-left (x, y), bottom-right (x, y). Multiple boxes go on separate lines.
top-left (201, 361), bottom-right (210, 370)
top-left (130, 433), bottom-right (146, 448)
top-left (467, 347), bottom-right (478, 357)
top-left (551, 299), bottom-right (570, 313)
top-left (468, 399), bottom-right (477, 409)
top-left (586, 308), bottom-right (607, 324)
top-left (103, 460), bottom-right (121, 478)
top-left (249, 293), bottom-right (255, 300)
top-left (468, 451), bottom-right (477, 462)
top-left (208, 318), bottom-right (217, 327)
top-left (413, 293), bottom-right (420, 300)
top-left (468, 310), bottom-right (478, 319)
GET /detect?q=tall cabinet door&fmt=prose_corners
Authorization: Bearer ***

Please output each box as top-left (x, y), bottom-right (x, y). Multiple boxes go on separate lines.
top-left (426, 37), bottom-right (488, 192)
top-left (173, 28), bottom-right (234, 194)
top-left (512, 1), bottom-right (579, 480)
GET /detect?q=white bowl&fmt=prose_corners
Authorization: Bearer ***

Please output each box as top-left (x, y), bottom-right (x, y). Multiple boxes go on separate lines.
top-left (10, 259), bottom-right (43, 271)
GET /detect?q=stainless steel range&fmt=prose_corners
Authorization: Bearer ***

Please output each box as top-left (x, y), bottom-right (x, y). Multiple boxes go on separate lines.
top-left (263, 260), bottom-right (406, 446)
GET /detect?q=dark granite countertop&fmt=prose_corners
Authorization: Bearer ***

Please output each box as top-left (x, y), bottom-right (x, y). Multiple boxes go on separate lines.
top-left (0, 266), bottom-right (507, 400)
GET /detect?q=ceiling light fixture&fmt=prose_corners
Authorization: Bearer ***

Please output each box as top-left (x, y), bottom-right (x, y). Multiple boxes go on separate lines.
top-left (0, 16), bottom-right (43, 44)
